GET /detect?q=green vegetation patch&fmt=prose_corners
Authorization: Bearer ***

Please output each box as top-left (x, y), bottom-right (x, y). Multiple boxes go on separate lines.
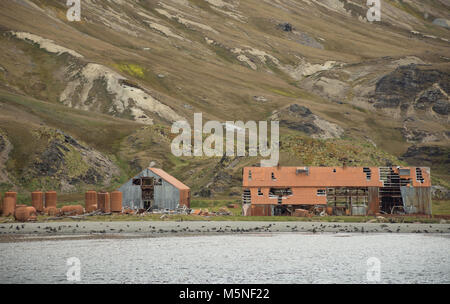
top-left (113, 63), bottom-right (146, 79)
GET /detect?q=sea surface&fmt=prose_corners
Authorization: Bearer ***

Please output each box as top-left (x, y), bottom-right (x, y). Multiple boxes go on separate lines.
top-left (1, 233), bottom-right (449, 284)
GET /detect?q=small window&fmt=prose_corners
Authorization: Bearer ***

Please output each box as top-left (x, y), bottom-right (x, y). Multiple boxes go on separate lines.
top-left (333, 169), bottom-right (336, 173)
top-left (317, 189), bottom-right (326, 196)
top-left (258, 188), bottom-right (263, 196)
top-left (271, 172), bottom-right (276, 181)
top-left (248, 170), bottom-right (252, 180)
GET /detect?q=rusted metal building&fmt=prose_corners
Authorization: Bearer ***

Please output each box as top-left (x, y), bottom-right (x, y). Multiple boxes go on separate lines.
top-left (242, 166), bottom-right (431, 216)
top-left (119, 168), bottom-right (190, 210)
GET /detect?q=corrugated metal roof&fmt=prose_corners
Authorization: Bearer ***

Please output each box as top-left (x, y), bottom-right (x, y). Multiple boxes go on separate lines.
top-left (149, 168), bottom-right (190, 190)
top-left (243, 166), bottom-right (431, 188)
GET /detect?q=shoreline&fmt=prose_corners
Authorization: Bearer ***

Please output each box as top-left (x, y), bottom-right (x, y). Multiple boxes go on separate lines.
top-left (1, 221), bottom-right (449, 242)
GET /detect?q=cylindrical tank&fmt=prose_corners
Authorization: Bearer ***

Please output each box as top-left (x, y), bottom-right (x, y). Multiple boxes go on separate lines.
top-left (110, 191), bottom-right (123, 213)
top-left (60, 205), bottom-right (84, 216)
top-left (97, 192), bottom-right (110, 213)
top-left (45, 191), bottom-right (57, 208)
top-left (31, 191), bottom-right (44, 213)
top-left (15, 206), bottom-right (37, 222)
top-left (44, 207), bottom-right (59, 216)
top-left (2, 197), bottom-right (16, 217)
top-left (4, 191), bottom-right (17, 200)
top-left (352, 205), bottom-right (367, 216)
top-left (85, 191), bottom-right (98, 212)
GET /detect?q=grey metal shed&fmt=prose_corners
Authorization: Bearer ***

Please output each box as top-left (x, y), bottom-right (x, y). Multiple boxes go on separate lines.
top-left (118, 168), bottom-right (190, 210)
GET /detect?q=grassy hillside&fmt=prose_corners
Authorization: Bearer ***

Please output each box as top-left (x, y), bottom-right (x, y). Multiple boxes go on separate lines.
top-left (0, 0), bottom-right (448, 196)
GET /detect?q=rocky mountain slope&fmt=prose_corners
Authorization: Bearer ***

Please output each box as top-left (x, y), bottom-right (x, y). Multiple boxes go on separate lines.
top-left (0, 0), bottom-right (448, 196)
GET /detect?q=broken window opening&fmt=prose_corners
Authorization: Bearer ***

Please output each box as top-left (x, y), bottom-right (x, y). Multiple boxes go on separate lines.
top-left (258, 188), bottom-right (263, 196)
top-left (416, 168), bottom-right (424, 183)
top-left (296, 167), bottom-right (309, 175)
top-left (269, 188), bottom-right (293, 197)
top-left (242, 189), bottom-right (251, 204)
top-left (317, 189), bottom-right (326, 196)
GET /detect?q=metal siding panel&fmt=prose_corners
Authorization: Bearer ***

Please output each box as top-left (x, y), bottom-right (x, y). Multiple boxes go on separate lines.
top-left (401, 186), bottom-right (432, 215)
top-left (118, 169), bottom-right (150, 209)
top-left (147, 171), bottom-right (180, 210)
top-left (119, 169), bottom-right (182, 210)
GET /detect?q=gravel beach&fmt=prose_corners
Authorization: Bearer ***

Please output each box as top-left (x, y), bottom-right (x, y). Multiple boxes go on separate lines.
top-left (1, 221), bottom-right (449, 242)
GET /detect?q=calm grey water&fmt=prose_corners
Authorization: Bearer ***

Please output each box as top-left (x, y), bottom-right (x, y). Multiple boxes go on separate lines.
top-left (1, 233), bottom-right (449, 284)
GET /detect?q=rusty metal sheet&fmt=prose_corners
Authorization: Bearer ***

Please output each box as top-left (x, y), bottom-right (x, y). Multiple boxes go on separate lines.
top-left (401, 186), bottom-right (432, 215)
top-left (367, 187), bottom-right (380, 215)
top-left (250, 204), bottom-right (272, 216)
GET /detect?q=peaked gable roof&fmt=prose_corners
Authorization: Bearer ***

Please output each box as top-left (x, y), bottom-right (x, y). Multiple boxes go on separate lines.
top-left (149, 168), bottom-right (190, 190)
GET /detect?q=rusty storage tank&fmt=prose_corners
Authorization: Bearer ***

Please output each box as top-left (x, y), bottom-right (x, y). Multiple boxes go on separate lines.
top-left (110, 191), bottom-right (123, 213)
top-left (44, 207), bottom-right (60, 216)
top-left (45, 191), bottom-right (57, 208)
top-left (2, 197), bottom-right (16, 216)
top-left (15, 206), bottom-right (37, 222)
top-left (61, 205), bottom-right (84, 216)
top-left (97, 192), bottom-right (111, 213)
top-left (4, 191), bottom-right (17, 200)
top-left (85, 190), bottom-right (98, 212)
top-left (31, 191), bottom-right (44, 213)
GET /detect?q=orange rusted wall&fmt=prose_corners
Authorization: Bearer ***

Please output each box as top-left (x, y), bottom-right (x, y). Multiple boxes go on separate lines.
top-left (45, 191), bottom-right (57, 208)
top-left (249, 187), bottom-right (327, 205)
top-left (31, 191), bottom-right (44, 213)
top-left (249, 204), bottom-right (272, 216)
top-left (179, 189), bottom-right (190, 208)
top-left (110, 191), bottom-right (123, 213)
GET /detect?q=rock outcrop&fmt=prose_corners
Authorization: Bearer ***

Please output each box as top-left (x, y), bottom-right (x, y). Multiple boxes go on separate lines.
top-left (271, 104), bottom-right (344, 139)
top-left (371, 65), bottom-right (449, 114)
top-left (23, 128), bottom-right (120, 192)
